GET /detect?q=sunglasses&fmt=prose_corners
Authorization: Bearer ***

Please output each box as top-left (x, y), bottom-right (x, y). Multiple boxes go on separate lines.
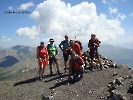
top-left (41, 43), bottom-right (44, 44)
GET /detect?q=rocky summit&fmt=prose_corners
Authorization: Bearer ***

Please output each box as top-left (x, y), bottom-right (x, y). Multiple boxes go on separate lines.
top-left (0, 51), bottom-right (133, 100)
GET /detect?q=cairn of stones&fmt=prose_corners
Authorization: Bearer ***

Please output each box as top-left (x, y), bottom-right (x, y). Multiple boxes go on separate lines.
top-left (82, 50), bottom-right (117, 71)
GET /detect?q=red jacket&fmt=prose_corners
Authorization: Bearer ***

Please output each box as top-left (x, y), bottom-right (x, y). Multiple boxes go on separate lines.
top-left (37, 46), bottom-right (48, 58)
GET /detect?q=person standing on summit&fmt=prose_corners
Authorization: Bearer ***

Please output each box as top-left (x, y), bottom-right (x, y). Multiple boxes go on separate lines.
top-left (88, 33), bottom-right (103, 70)
top-left (59, 35), bottom-right (71, 72)
top-left (36, 41), bottom-right (49, 80)
top-left (47, 38), bottom-right (61, 75)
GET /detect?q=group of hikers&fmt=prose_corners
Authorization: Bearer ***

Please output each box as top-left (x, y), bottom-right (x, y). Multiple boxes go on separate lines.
top-left (36, 33), bottom-right (103, 82)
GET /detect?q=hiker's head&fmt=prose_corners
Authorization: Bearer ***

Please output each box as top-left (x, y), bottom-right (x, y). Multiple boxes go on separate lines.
top-left (91, 33), bottom-right (96, 39)
top-left (40, 41), bottom-right (44, 45)
top-left (49, 38), bottom-right (54, 44)
top-left (70, 39), bottom-right (74, 45)
top-left (65, 35), bottom-right (68, 40)
top-left (40, 41), bottom-right (44, 47)
top-left (70, 50), bottom-right (76, 59)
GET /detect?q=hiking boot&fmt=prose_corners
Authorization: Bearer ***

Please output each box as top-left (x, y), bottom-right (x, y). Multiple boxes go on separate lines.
top-left (100, 65), bottom-right (103, 70)
top-left (50, 71), bottom-right (54, 76)
top-left (57, 70), bottom-right (61, 75)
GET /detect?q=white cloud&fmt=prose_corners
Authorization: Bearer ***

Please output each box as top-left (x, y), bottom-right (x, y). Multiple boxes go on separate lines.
top-left (2, 36), bottom-right (12, 41)
top-left (16, 0), bottom-right (125, 44)
top-left (117, 13), bottom-right (126, 20)
top-left (129, 13), bottom-right (133, 18)
top-left (18, 1), bottom-right (34, 10)
top-left (8, 6), bottom-right (13, 10)
top-left (16, 25), bottom-right (40, 36)
top-left (2, 36), bottom-right (6, 39)
top-left (109, 7), bottom-right (126, 20)
top-left (29, 36), bottom-right (40, 41)
top-left (109, 7), bottom-right (118, 14)
top-left (102, 0), bottom-right (106, 3)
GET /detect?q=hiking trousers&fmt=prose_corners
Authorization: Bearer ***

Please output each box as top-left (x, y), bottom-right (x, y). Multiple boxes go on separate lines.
top-left (72, 67), bottom-right (84, 81)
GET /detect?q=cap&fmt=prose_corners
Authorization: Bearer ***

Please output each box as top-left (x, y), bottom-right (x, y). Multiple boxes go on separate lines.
top-left (49, 38), bottom-right (54, 42)
top-left (91, 33), bottom-right (96, 37)
top-left (40, 40), bottom-right (44, 44)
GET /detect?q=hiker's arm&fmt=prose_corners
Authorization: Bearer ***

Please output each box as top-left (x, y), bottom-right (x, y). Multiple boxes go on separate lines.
top-left (59, 44), bottom-right (63, 51)
top-left (88, 41), bottom-right (92, 49)
top-left (77, 44), bottom-right (81, 56)
top-left (46, 49), bottom-right (49, 59)
top-left (65, 47), bottom-right (71, 51)
top-left (94, 39), bottom-right (100, 47)
top-left (55, 50), bottom-right (58, 57)
top-left (36, 47), bottom-right (39, 59)
top-left (80, 57), bottom-right (85, 69)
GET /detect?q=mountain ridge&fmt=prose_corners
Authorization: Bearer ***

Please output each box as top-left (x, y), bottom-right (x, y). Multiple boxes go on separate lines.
top-left (0, 44), bottom-right (133, 80)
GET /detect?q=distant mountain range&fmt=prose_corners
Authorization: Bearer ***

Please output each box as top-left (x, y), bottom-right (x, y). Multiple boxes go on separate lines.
top-left (0, 44), bottom-right (133, 80)
top-left (0, 45), bottom-right (37, 80)
top-left (0, 47), bottom-right (5, 50)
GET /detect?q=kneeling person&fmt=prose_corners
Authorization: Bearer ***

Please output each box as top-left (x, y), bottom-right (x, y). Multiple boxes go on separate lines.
top-left (68, 51), bottom-right (84, 82)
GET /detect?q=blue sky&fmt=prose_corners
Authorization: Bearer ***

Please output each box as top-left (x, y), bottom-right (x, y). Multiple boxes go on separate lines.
top-left (0, 0), bottom-right (133, 49)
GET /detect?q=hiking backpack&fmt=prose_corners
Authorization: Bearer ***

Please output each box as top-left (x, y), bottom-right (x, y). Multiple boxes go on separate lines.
top-left (74, 40), bottom-right (83, 50)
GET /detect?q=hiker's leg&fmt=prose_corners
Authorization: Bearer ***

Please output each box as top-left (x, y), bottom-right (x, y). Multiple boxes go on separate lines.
top-left (54, 57), bottom-right (59, 70)
top-left (40, 62), bottom-right (44, 76)
top-left (79, 67), bottom-right (84, 79)
top-left (38, 59), bottom-right (42, 76)
top-left (63, 53), bottom-right (69, 71)
top-left (73, 71), bottom-right (79, 81)
top-left (49, 58), bottom-right (53, 74)
top-left (54, 57), bottom-right (61, 74)
top-left (89, 50), bottom-right (95, 70)
top-left (95, 51), bottom-right (101, 64)
top-left (41, 66), bottom-right (45, 76)
top-left (96, 51), bottom-right (103, 70)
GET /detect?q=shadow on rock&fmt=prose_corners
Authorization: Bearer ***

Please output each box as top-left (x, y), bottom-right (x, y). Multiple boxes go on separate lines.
top-left (45, 73), bottom-right (67, 82)
top-left (14, 77), bottom-right (36, 86)
top-left (49, 79), bottom-right (76, 90)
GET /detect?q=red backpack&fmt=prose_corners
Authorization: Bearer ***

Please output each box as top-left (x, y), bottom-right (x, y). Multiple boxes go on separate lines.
top-left (74, 40), bottom-right (83, 50)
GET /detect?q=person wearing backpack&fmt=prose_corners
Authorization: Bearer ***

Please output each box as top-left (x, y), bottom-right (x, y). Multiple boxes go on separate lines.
top-left (47, 38), bottom-right (61, 75)
top-left (59, 35), bottom-right (71, 72)
top-left (36, 41), bottom-right (49, 80)
top-left (70, 39), bottom-right (82, 57)
top-left (88, 33), bottom-right (103, 70)
top-left (68, 51), bottom-right (84, 82)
